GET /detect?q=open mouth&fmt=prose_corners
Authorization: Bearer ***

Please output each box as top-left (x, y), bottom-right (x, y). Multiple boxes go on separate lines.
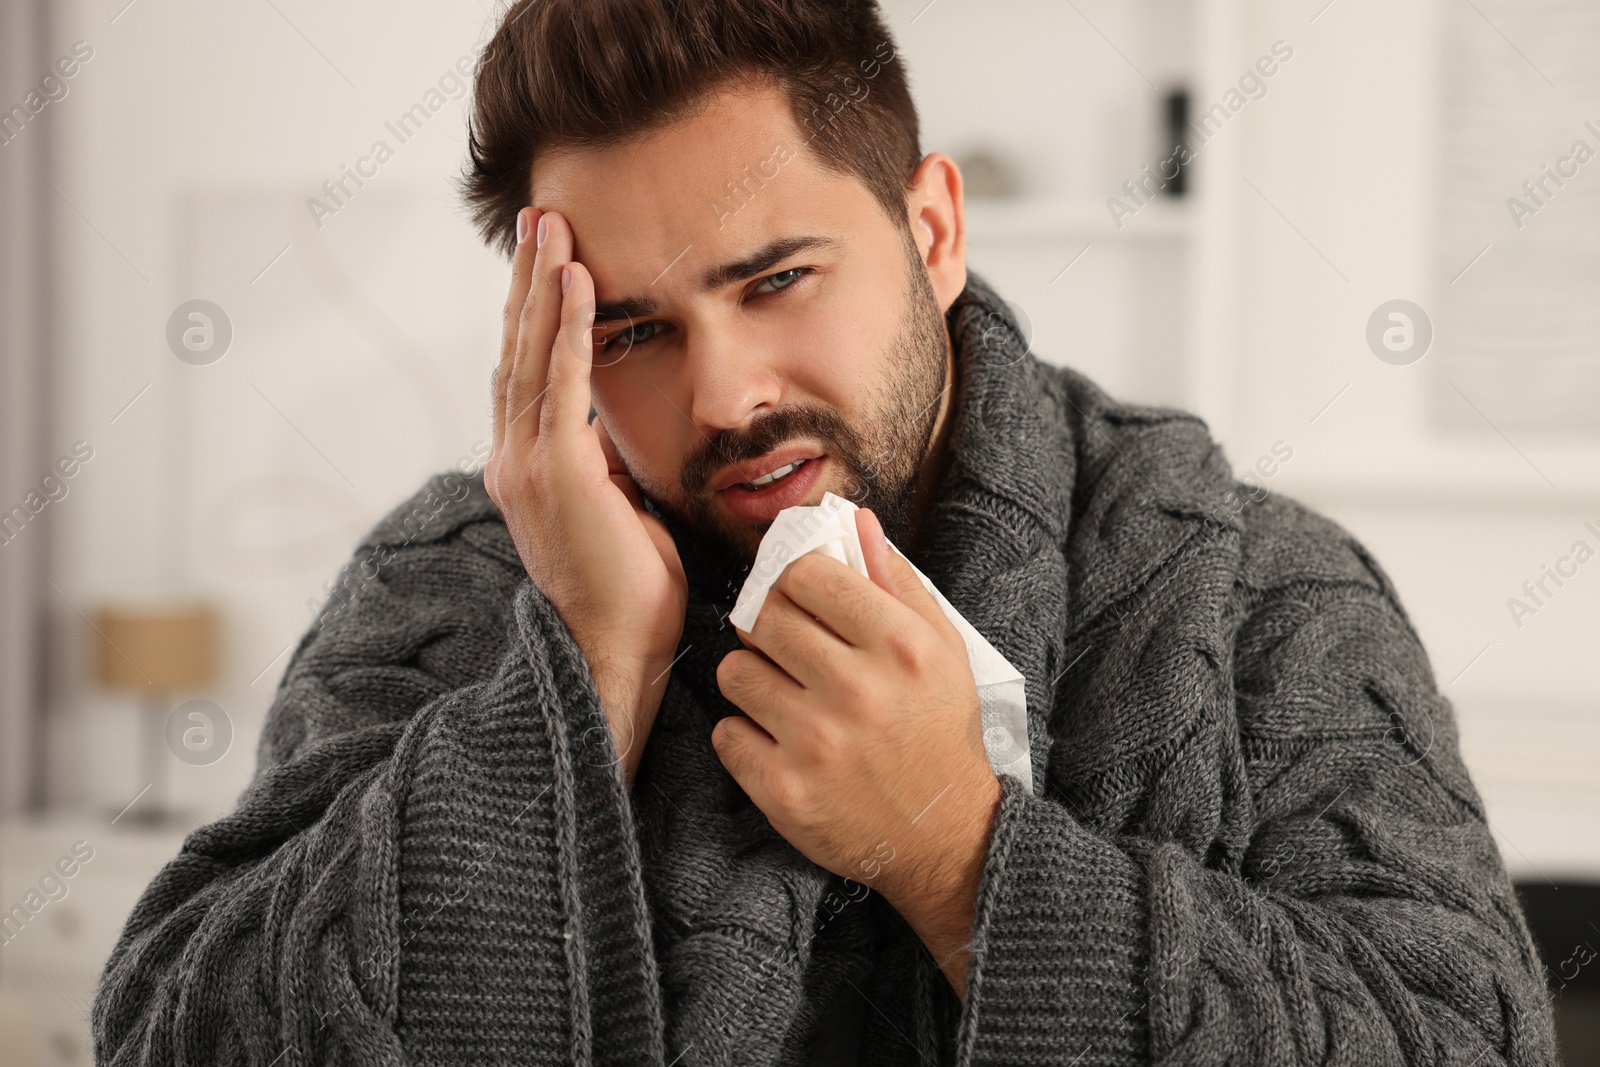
top-left (717, 454), bottom-right (828, 524)
top-left (735, 458), bottom-right (812, 491)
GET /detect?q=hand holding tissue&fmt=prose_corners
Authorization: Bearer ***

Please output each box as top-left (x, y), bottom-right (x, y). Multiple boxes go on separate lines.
top-left (727, 492), bottom-right (1032, 793)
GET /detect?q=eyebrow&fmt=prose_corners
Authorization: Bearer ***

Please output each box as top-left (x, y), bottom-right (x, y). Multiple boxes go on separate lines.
top-left (591, 235), bottom-right (842, 324)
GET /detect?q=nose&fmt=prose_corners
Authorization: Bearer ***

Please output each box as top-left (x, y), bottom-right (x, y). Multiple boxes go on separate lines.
top-left (684, 321), bottom-right (783, 436)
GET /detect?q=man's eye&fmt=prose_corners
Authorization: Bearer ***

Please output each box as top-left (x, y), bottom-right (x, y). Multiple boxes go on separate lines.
top-left (603, 321), bottom-right (663, 352)
top-left (750, 266), bottom-right (812, 296)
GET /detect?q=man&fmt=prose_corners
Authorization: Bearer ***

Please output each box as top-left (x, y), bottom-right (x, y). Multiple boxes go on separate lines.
top-left (93, 0), bottom-right (1558, 1064)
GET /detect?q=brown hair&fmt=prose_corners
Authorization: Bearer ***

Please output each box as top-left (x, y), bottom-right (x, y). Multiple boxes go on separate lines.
top-left (459, 0), bottom-right (922, 260)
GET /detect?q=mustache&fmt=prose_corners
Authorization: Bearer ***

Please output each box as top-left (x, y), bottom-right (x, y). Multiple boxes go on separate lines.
top-left (681, 403), bottom-right (861, 494)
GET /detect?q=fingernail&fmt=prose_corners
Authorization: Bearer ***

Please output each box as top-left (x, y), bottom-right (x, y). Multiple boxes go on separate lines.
top-left (516, 209), bottom-right (530, 246)
top-left (537, 213), bottom-right (550, 249)
top-left (561, 264), bottom-right (572, 294)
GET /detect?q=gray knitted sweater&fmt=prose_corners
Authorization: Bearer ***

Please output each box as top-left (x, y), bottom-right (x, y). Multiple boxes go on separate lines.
top-left (92, 272), bottom-right (1557, 1066)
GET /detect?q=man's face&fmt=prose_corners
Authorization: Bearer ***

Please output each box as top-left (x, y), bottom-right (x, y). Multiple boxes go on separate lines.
top-left (530, 80), bottom-right (960, 593)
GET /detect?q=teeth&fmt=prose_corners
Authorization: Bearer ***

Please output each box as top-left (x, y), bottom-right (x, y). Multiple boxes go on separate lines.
top-left (741, 459), bottom-right (805, 490)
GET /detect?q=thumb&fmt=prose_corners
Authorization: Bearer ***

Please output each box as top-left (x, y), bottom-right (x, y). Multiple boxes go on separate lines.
top-left (593, 415), bottom-right (644, 507)
top-left (594, 415), bottom-right (682, 579)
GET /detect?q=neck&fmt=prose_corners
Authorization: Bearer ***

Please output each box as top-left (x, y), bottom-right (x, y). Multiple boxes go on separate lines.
top-left (903, 336), bottom-right (959, 559)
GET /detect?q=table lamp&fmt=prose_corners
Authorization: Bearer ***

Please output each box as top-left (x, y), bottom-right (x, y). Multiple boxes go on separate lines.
top-left (91, 604), bottom-right (219, 825)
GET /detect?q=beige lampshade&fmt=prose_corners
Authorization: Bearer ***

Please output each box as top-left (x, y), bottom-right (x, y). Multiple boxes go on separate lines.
top-left (92, 605), bottom-right (219, 692)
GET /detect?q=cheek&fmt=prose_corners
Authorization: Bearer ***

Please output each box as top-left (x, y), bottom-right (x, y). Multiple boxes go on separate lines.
top-left (593, 376), bottom-right (680, 483)
top-left (774, 315), bottom-right (878, 411)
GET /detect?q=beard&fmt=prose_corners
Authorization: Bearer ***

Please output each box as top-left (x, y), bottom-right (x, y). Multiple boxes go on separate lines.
top-left (638, 225), bottom-right (952, 609)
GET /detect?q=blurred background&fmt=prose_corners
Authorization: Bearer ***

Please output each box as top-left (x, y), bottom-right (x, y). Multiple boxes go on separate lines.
top-left (1, 0), bottom-right (1597, 1063)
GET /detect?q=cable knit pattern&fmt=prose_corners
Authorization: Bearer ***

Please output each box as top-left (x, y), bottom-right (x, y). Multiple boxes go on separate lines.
top-left (91, 270), bottom-right (1556, 1066)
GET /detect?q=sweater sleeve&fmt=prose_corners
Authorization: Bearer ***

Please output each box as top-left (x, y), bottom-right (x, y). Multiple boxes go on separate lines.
top-left (951, 577), bottom-right (1559, 1067)
top-left (90, 502), bottom-right (666, 1066)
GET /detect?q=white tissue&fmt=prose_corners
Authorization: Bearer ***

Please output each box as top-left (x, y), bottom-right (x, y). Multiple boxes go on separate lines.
top-left (728, 492), bottom-right (1032, 792)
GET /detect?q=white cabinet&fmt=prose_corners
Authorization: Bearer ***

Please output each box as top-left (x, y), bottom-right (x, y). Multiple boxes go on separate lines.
top-left (0, 816), bottom-right (191, 1067)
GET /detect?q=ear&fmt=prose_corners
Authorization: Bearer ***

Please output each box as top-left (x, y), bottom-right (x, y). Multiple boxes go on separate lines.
top-left (905, 152), bottom-right (967, 311)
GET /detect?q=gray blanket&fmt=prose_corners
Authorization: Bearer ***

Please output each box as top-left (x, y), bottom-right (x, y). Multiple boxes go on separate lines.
top-left (91, 270), bottom-right (1558, 1065)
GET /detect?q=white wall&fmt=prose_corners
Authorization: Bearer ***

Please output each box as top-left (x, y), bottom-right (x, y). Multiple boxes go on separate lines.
top-left (47, 0), bottom-right (507, 819)
top-left (1224, 0), bottom-right (1600, 878)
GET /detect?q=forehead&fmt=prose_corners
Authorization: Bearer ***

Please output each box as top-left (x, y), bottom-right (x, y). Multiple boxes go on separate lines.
top-left (528, 81), bottom-right (877, 299)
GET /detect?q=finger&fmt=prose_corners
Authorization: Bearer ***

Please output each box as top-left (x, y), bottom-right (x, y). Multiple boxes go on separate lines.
top-left (593, 414), bottom-right (625, 474)
top-left (495, 209), bottom-right (543, 432)
top-left (542, 257), bottom-right (597, 441)
top-left (708, 711), bottom-right (779, 796)
top-left (716, 652), bottom-right (796, 767)
top-left (490, 206), bottom-right (542, 498)
top-left (856, 507), bottom-right (898, 596)
top-left (714, 651), bottom-right (799, 742)
top-left (855, 508), bottom-right (955, 644)
top-left (593, 414), bottom-right (684, 577)
top-left (771, 549), bottom-right (890, 652)
top-left (738, 578), bottom-right (851, 691)
top-left (594, 415), bottom-right (646, 510)
top-left (505, 208), bottom-right (573, 448)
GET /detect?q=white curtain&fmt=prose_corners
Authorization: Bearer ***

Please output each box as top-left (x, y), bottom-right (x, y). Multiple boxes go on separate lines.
top-left (0, 0), bottom-right (55, 814)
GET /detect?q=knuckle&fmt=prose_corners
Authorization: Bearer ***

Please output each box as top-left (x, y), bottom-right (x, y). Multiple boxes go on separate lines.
top-left (523, 456), bottom-right (551, 497)
top-left (776, 554), bottom-right (808, 589)
top-left (769, 772), bottom-right (810, 813)
top-left (715, 652), bottom-right (743, 689)
top-left (835, 675), bottom-right (872, 709)
top-left (770, 608), bottom-right (806, 651)
top-left (799, 552), bottom-right (831, 582)
top-left (888, 634), bottom-right (924, 675)
top-left (821, 567), bottom-right (857, 606)
top-left (518, 284), bottom-right (544, 327)
top-left (782, 554), bottom-right (825, 597)
top-left (555, 321), bottom-right (591, 357)
top-left (799, 720), bottom-right (843, 760)
top-left (538, 262), bottom-right (565, 298)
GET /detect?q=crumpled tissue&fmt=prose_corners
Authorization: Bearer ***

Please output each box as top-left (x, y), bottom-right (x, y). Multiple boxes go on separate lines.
top-left (728, 491), bottom-right (1032, 792)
